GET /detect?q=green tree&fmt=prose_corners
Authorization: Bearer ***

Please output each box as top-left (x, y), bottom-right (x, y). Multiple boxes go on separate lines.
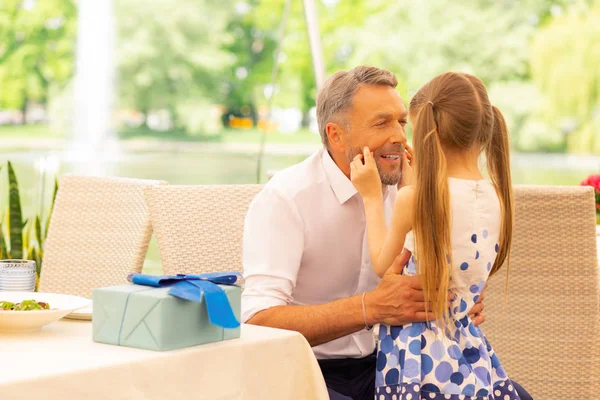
top-left (531, 2), bottom-right (600, 153)
top-left (337, 0), bottom-right (587, 151)
top-left (343, 1), bottom-right (575, 94)
top-left (248, 0), bottom-right (380, 126)
top-left (116, 0), bottom-right (234, 132)
top-left (0, 0), bottom-right (77, 121)
top-left (218, 0), bottom-right (278, 126)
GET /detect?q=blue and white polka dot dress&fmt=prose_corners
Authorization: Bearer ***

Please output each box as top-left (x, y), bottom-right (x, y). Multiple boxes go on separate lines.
top-left (375, 178), bottom-right (520, 400)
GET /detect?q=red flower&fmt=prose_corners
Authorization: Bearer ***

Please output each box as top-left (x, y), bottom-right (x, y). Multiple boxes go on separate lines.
top-left (581, 174), bottom-right (600, 218)
top-left (581, 174), bottom-right (600, 192)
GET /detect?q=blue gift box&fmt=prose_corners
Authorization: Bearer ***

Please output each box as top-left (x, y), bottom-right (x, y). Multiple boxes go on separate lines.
top-left (92, 273), bottom-right (242, 351)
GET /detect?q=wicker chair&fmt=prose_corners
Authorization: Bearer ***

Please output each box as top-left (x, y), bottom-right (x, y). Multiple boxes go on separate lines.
top-left (484, 185), bottom-right (600, 399)
top-left (144, 184), bottom-right (263, 275)
top-left (39, 175), bottom-right (166, 298)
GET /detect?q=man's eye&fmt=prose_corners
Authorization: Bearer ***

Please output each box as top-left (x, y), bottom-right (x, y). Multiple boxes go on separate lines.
top-left (376, 121), bottom-right (386, 126)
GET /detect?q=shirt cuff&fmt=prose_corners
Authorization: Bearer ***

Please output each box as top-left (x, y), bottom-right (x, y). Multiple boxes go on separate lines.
top-left (241, 275), bottom-right (293, 322)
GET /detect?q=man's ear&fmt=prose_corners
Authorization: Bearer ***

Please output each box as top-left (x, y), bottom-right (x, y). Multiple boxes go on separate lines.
top-left (326, 122), bottom-right (345, 151)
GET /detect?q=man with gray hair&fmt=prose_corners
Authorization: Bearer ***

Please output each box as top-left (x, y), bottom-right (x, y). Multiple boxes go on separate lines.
top-left (241, 66), bottom-right (529, 400)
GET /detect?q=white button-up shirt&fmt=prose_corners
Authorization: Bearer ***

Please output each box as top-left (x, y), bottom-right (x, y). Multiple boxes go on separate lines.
top-left (241, 148), bottom-right (397, 359)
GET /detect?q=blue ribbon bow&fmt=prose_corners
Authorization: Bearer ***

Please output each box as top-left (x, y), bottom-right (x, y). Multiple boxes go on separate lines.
top-left (127, 272), bottom-right (242, 329)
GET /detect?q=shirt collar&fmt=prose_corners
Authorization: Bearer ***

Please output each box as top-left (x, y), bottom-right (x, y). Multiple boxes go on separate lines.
top-left (321, 149), bottom-right (358, 205)
top-left (320, 148), bottom-right (393, 205)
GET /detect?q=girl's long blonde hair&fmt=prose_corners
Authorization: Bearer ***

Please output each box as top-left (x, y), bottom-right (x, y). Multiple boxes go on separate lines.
top-left (409, 72), bottom-right (514, 324)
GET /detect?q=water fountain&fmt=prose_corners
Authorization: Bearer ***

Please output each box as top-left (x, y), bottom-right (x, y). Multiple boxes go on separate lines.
top-left (68, 0), bottom-right (119, 176)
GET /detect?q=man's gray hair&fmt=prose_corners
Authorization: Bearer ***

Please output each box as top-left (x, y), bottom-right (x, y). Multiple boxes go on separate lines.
top-left (316, 66), bottom-right (398, 148)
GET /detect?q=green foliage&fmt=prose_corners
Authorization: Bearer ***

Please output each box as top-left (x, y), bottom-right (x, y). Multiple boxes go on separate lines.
top-left (531, 2), bottom-right (600, 153)
top-left (7, 161), bottom-right (23, 258)
top-left (251, 0), bottom-right (378, 114)
top-left (0, 0), bottom-right (77, 111)
top-left (0, 161), bottom-right (58, 286)
top-left (115, 0), bottom-right (236, 129)
top-left (219, 0), bottom-right (278, 119)
top-left (341, 0), bottom-right (598, 153)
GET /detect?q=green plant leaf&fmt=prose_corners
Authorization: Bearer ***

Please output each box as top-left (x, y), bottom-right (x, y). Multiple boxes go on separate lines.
top-left (7, 161), bottom-right (23, 259)
top-left (44, 178), bottom-right (59, 239)
top-left (0, 225), bottom-right (7, 259)
top-left (29, 247), bottom-right (40, 278)
top-left (35, 215), bottom-right (42, 251)
top-left (3, 208), bottom-right (9, 236)
top-left (37, 250), bottom-right (42, 281)
top-left (22, 219), bottom-right (30, 256)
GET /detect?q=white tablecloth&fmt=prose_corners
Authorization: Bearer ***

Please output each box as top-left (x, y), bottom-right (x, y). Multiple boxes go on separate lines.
top-left (0, 321), bottom-right (328, 400)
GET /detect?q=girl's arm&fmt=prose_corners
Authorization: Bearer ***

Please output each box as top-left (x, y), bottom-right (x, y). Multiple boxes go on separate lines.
top-left (363, 186), bottom-right (414, 277)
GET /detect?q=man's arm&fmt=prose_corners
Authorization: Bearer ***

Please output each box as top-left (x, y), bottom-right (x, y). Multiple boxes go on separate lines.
top-left (247, 294), bottom-right (366, 347)
top-left (247, 249), bottom-right (487, 347)
top-left (247, 251), bottom-right (429, 347)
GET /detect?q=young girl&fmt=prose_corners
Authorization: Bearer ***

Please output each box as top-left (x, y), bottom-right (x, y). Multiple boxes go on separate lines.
top-left (351, 72), bottom-right (520, 400)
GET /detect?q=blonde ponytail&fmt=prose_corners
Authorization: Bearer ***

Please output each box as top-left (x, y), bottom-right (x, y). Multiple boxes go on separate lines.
top-left (412, 101), bottom-right (452, 325)
top-left (486, 106), bottom-right (514, 276)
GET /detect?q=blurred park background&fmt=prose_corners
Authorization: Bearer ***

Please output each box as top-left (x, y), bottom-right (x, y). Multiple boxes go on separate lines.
top-left (1, 0), bottom-right (600, 237)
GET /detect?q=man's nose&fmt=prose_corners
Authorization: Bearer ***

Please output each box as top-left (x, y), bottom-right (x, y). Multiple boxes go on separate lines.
top-left (389, 126), bottom-right (407, 145)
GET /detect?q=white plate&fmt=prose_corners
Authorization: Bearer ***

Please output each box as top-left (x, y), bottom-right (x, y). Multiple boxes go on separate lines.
top-left (0, 292), bottom-right (91, 333)
top-left (64, 301), bottom-right (93, 321)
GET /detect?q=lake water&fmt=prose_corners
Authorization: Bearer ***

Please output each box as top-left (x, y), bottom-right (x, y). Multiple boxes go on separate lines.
top-left (1, 144), bottom-right (599, 269)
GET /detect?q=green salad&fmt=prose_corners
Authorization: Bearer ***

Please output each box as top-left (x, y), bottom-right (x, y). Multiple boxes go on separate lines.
top-left (0, 300), bottom-right (51, 311)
